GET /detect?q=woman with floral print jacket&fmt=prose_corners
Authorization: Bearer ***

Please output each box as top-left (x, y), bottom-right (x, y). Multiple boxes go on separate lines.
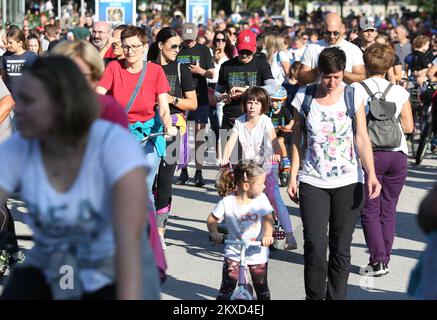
top-left (287, 47), bottom-right (381, 300)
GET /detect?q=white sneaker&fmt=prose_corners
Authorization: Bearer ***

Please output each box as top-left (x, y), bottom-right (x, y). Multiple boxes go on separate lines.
top-left (159, 234), bottom-right (167, 250)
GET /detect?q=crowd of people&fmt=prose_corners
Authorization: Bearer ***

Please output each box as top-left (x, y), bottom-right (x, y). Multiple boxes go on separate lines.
top-left (0, 4), bottom-right (435, 300)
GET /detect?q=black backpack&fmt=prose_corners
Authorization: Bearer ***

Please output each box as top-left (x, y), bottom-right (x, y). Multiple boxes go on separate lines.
top-left (359, 81), bottom-right (402, 150)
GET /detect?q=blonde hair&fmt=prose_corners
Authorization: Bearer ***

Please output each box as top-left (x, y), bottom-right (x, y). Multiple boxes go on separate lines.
top-left (50, 40), bottom-right (105, 81)
top-left (263, 33), bottom-right (285, 64)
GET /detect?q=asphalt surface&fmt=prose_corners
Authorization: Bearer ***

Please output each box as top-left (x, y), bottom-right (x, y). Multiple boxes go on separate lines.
top-left (1, 148), bottom-right (436, 300)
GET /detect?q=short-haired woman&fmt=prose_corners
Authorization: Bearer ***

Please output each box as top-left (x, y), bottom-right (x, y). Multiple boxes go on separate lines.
top-left (96, 26), bottom-right (177, 203)
top-left (288, 46), bottom-right (381, 300)
top-left (352, 43), bottom-right (413, 276)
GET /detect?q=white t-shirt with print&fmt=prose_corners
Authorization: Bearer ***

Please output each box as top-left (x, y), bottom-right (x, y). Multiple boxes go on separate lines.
top-left (271, 51), bottom-right (289, 85)
top-left (351, 77), bottom-right (410, 155)
top-left (212, 193), bottom-right (273, 265)
top-left (301, 39), bottom-right (364, 84)
top-left (0, 120), bottom-right (158, 295)
top-left (292, 85), bottom-right (365, 189)
top-left (231, 114), bottom-right (274, 170)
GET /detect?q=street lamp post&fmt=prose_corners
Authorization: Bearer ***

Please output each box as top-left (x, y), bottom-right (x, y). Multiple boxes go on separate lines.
top-left (2, 0), bottom-right (6, 26)
top-left (285, 0), bottom-right (289, 19)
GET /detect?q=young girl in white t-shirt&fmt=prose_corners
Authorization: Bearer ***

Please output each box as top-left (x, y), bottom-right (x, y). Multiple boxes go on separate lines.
top-left (220, 87), bottom-right (297, 250)
top-left (207, 161), bottom-right (274, 300)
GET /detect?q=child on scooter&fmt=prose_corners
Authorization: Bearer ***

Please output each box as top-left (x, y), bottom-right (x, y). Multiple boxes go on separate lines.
top-left (207, 161), bottom-right (274, 300)
top-left (220, 87), bottom-right (298, 250)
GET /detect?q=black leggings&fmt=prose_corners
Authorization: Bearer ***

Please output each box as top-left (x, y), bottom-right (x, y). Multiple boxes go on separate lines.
top-left (299, 182), bottom-right (364, 300)
top-left (0, 205), bottom-right (19, 254)
top-left (154, 136), bottom-right (178, 229)
top-left (1, 267), bottom-right (116, 300)
top-left (217, 258), bottom-right (270, 300)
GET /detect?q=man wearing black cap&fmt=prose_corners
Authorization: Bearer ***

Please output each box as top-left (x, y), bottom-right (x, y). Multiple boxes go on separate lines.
top-left (177, 22), bottom-right (215, 186)
top-left (355, 16), bottom-right (378, 52)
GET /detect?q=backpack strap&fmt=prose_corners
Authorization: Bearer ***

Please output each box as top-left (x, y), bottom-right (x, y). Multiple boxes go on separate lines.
top-left (125, 61), bottom-right (147, 114)
top-left (301, 84), bottom-right (317, 116)
top-left (359, 81), bottom-right (375, 99)
top-left (300, 84), bottom-right (317, 148)
top-left (344, 85), bottom-right (356, 134)
top-left (380, 83), bottom-right (393, 101)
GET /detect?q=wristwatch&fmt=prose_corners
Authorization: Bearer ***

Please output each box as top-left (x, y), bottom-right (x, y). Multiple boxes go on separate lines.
top-left (173, 97), bottom-right (179, 106)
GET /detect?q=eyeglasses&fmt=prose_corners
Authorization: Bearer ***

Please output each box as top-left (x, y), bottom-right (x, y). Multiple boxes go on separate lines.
top-left (121, 44), bottom-right (144, 52)
top-left (215, 38), bottom-right (226, 43)
top-left (324, 31), bottom-right (340, 37)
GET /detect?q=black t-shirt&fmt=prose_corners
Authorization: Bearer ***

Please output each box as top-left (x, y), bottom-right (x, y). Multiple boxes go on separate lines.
top-left (269, 106), bottom-right (292, 128)
top-left (394, 54), bottom-right (401, 66)
top-left (411, 50), bottom-right (431, 72)
top-left (218, 56), bottom-right (274, 119)
top-left (0, 50), bottom-right (38, 96)
top-left (160, 61), bottom-right (195, 114)
top-left (283, 82), bottom-right (299, 115)
top-left (177, 43), bottom-right (214, 106)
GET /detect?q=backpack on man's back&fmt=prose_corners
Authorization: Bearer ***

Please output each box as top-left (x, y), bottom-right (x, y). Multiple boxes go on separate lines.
top-left (359, 81), bottom-right (402, 150)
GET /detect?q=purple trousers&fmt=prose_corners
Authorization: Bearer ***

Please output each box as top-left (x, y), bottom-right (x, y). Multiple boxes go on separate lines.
top-left (361, 151), bottom-right (408, 265)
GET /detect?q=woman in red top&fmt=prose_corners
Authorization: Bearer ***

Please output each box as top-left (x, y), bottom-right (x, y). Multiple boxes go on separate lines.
top-left (97, 26), bottom-right (177, 199)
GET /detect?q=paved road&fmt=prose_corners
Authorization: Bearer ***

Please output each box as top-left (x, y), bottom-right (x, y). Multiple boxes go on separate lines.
top-left (160, 153), bottom-right (436, 300)
top-left (1, 151), bottom-right (436, 300)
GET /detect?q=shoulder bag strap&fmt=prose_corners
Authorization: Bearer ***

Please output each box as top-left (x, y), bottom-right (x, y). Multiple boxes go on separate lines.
top-left (125, 61), bottom-right (147, 114)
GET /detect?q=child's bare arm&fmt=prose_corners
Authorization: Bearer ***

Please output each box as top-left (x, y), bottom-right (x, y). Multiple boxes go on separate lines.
top-left (261, 214), bottom-right (274, 247)
top-left (207, 213), bottom-right (223, 243)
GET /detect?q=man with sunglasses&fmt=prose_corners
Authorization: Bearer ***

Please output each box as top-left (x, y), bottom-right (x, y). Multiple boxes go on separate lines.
top-left (297, 12), bottom-right (365, 86)
top-left (176, 23), bottom-right (215, 186)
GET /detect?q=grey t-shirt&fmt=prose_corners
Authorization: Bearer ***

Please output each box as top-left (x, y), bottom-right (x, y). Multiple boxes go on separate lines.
top-left (394, 42), bottom-right (412, 71)
top-left (0, 120), bottom-right (160, 298)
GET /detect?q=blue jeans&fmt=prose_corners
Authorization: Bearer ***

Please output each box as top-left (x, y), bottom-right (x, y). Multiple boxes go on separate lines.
top-left (144, 140), bottom-right (161, 201)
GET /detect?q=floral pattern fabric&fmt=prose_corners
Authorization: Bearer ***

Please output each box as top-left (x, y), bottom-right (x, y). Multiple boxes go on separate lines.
top-left (292, 87), bottom-right (364, 188)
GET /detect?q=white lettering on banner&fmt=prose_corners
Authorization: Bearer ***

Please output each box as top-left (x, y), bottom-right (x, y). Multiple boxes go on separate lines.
top-left (100, 0), bottom-right (131, 3)
top-left (59, 265), bottom-right (74, 290)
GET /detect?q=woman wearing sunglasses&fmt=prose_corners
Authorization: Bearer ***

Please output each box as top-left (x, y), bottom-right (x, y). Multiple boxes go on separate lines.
top-left (297, 12), bottom-right (366, 86)
top-left (208, 31), bottom-right (234, 160)
top-left (147, 27), bottom-right (197, 249)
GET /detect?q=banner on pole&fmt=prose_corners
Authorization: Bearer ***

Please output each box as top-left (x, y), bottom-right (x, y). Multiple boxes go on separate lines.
top-left (185, 0), bottom-right (211, 26)
top-left (96, 0), bottom-right (137, 26)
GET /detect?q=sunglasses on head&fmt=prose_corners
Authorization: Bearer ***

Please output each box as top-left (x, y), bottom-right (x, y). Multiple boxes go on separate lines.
top-left (324, 31), bottom-right (340, 36)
